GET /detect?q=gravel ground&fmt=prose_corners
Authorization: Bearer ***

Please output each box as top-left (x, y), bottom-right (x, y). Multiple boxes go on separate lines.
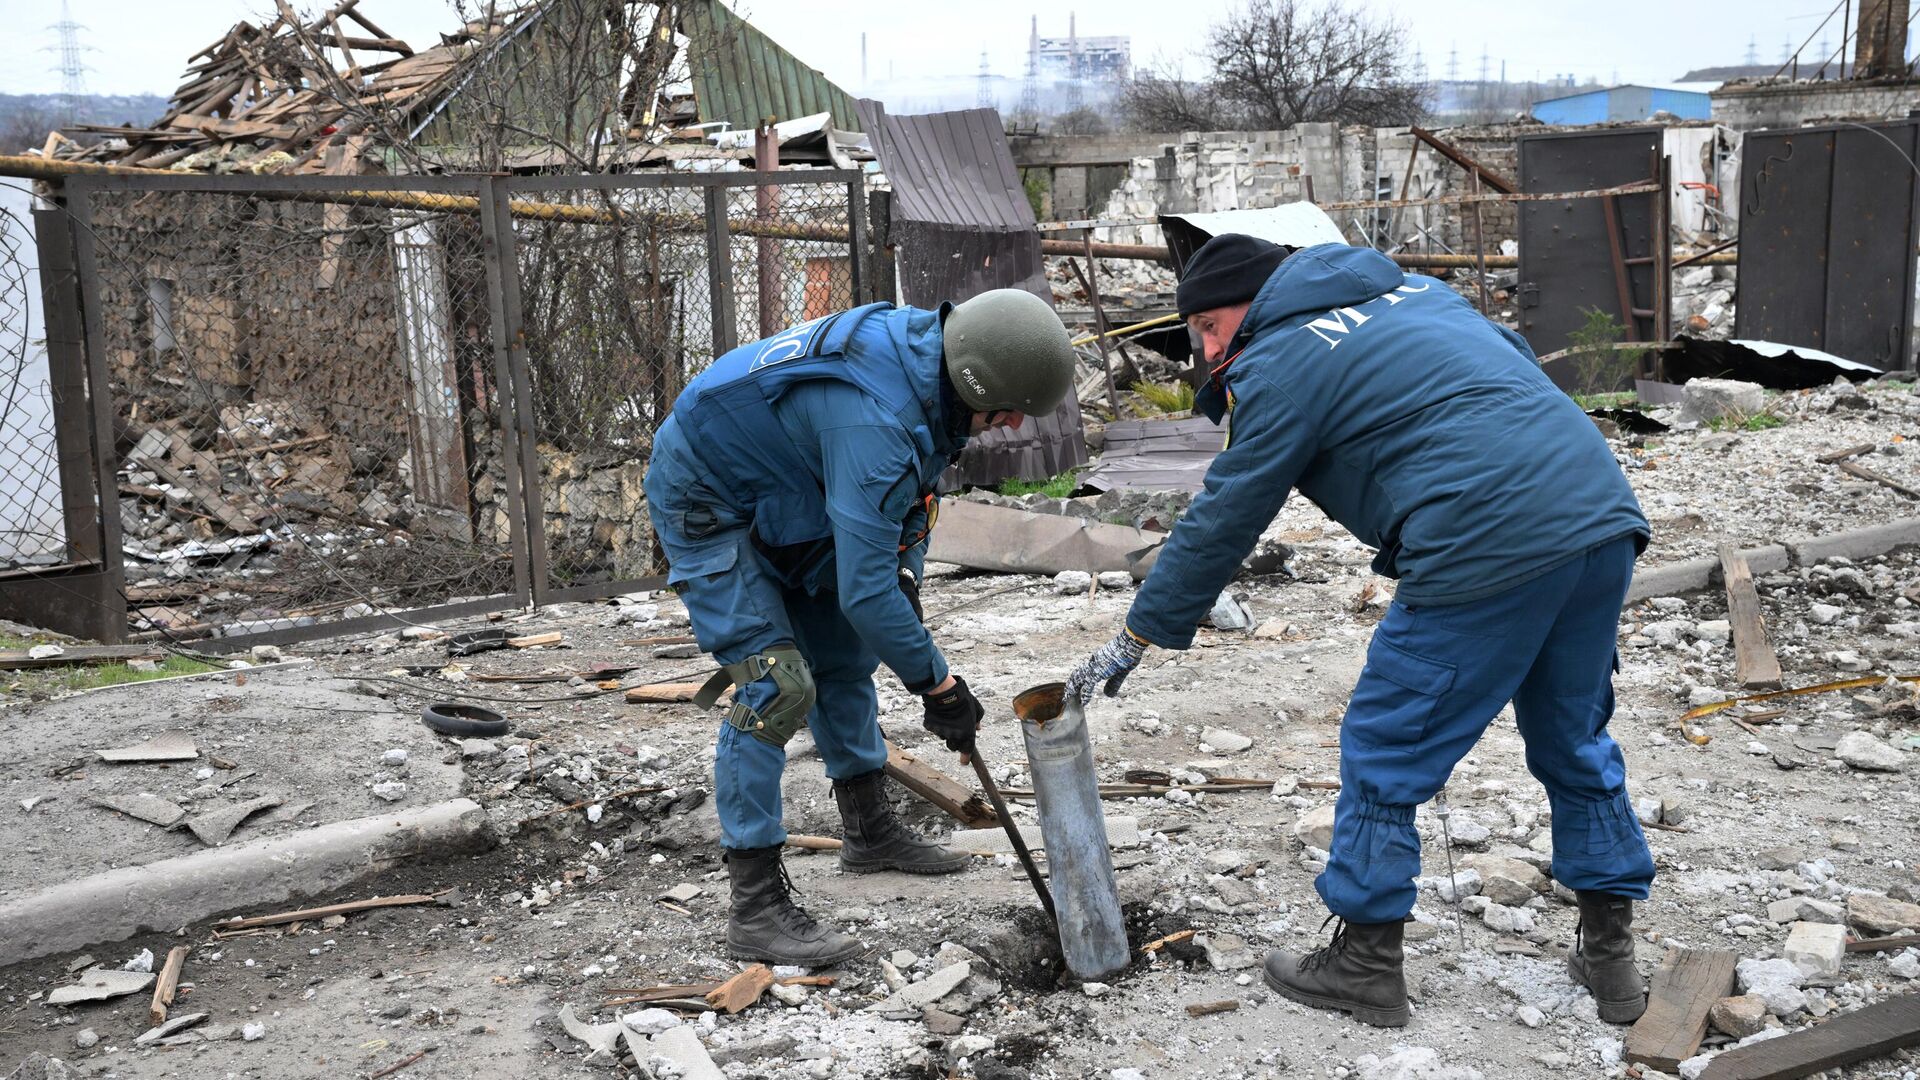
top-left (1, 378), bottom-right (1917, 1080)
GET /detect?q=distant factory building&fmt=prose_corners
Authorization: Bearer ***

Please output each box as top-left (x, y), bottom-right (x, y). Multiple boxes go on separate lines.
top-left (1530, 84), bottom-right (1712, 124)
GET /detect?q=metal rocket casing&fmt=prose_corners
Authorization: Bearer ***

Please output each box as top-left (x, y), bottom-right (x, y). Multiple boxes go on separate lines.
top-left (1013, 682), bottom-right (1130, 981)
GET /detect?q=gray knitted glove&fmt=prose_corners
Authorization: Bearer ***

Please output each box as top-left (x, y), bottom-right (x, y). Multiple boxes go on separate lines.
top-left (1065, 628), bottom-right (1149, 706)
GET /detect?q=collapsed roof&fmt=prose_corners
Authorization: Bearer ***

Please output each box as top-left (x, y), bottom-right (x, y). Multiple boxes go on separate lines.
top-left (48, 0), bottom-right (864, 174)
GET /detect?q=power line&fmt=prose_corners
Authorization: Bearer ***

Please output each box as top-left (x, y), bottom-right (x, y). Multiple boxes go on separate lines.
top-left (46, 1), bottom-right (95, 127)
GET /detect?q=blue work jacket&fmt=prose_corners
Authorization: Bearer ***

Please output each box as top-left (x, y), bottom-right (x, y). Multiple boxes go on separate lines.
top-left (1128, 244), bottom-right (1649, 649)
top-left (659, 302), bottom-right (965, 689)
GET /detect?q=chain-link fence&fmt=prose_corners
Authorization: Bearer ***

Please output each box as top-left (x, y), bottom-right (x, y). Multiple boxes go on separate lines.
top-left (0, 170), bottom-right (868, 646)
top-left (502, 173), bottom-right (864, 598)
top-left (0, 186), bottom-right (66, 573)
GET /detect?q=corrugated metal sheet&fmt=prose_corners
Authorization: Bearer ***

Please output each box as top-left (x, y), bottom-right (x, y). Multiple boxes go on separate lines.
top-left (1080, 417), bottom-right (1225, 493)
top-left (854, 100), bottom-right (1083, 486)
top-left (855, 100), bottom-right (1049, 306)
top-left (680, 1), bottom-right (862, 133)
top-left (857, 102), bottom-right (1037, 231)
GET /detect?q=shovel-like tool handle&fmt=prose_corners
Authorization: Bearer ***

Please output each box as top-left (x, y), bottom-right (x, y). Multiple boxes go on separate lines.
top-left (970, 751), bottom-right (1059, 928)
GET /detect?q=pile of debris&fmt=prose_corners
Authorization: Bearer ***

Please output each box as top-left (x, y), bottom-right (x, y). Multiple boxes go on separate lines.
top-left (46, 4), bottom-right (502, 174)
top-left (1674, 263), bottom-right (1740, 338)
top-left (116, 401), bottom-right (492, 636)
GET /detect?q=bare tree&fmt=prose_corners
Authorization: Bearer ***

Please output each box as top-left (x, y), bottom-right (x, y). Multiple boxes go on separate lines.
top-left (1117, 65), bottom-right (1236, 131)
top-left (1120, 0), bottom-right (1425, 132)
top-left (0, 103), bottom-right (65, 154)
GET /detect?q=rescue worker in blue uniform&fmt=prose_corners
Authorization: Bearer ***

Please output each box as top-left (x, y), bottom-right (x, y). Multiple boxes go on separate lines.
top-left (1067, 235), bottom-right (1656, 1027)
top-left (645, 289), bottom-right (1077, 967)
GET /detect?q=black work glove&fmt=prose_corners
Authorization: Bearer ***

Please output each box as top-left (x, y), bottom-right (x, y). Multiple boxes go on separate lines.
top-left (899, 568), bottom-right (925, 623)
top-left (922, 674), bottom-right (984, 755)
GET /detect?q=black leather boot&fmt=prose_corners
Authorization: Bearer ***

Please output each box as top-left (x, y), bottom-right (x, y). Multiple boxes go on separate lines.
top-left (723, 845), bottom-right (867, 966)
top-left (833, 768), bottom-right (969, 875)
top-left (1263, 917), bottom-right (1410, 1028)
top-left (1568, 891), bottom-right (1645, 1023)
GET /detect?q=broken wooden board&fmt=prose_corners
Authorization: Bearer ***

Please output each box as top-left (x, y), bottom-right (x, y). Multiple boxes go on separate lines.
top-left (625, 683), bottom-right (704, 704)
top-left (704, 964), bottom-right (775, 1013)
top-left (218, 891), bottom-right (446, 931)
top-left (1814, 443), bottom-right (1875, 464)
top-left (185, 795), bottom-right (285, 846)
top-left (1719, 544), bottom-right (1784, 690)
top-left (883, 740), bottom-right (997, 827)
top-left (148, 945), bottom-right (190, 1025)
top-left (1626, 947), bottom-right (1739, 1072)
top-left (97, 731), bottom-right (199, 763)
top-left (143, 457), bottom-right (265, 535)
top-left (1699, 991), bottom-right (1920, 1080)
top-left (0, 645), bottom-right (167, 670)
top-left (1849, 933), bottom-right (1920, 953)
top-left (1837, 460), bottom-right (1920, 499)
top-left (88, 791), bottom-right (188, 828)
top-left (507, 632), bottom-right (563, 649)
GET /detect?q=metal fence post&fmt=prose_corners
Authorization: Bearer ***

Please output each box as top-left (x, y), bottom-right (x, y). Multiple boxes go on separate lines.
top-left (868, 189), bottom-right (896, 306)
top-left (476, 176), bottom-right (534, 609)
top-left (61, 181), bottom-right (130, 642)
top-left (846, 179), bottom-right (867, 305)
top-left (34, 191), bottom-right (101, 564)
top-left (704, 185), bottom-right (738, 355)
top-left (486, 178), bottom-right (552, 606)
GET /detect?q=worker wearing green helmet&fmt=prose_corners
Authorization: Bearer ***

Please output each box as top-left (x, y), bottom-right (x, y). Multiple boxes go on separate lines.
top-left (644, 288), bottom-right (1076, 966)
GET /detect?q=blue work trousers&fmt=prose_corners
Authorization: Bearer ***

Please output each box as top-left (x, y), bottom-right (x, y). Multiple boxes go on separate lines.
top-left (1317, 534), bottom-right (1655, 923)
top-left (644, 435), bottom-right (888, 852)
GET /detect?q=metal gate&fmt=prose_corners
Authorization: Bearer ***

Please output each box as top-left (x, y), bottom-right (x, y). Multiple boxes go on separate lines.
top-left (1516, 127), bottom-right (1669, 386)
top-left (1735, 120), bottom-right (1920, 370)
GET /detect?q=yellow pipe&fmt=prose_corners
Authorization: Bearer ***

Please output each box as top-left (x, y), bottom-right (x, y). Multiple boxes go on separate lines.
top-left (1070, 312), bottom-right (1182, 347)
top-left (0, 154), bottom-right (850, 241)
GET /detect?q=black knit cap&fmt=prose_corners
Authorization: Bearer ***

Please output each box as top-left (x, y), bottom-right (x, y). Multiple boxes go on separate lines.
top-left (1176, 234), bottom-right (1290, 318)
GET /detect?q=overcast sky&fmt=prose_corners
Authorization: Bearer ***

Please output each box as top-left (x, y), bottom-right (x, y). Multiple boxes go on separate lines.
top-left (0, 0), bottom-right (1862, 99)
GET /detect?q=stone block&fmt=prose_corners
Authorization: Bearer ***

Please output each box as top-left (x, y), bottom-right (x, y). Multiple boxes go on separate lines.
top-left (1708, 994), bottom-right (1767, 1038)
top-left (1681, 378), bottom-right (1765, 423)
top-left (1782, 921), bottom-right (1846, 977)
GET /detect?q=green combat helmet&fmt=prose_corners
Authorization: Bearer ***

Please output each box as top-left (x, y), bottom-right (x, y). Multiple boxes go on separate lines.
top-left (943, 288), bottom-right (1077, 415)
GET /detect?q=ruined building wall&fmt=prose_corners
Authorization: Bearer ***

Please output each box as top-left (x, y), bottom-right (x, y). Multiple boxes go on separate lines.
top-left (1711, 78), bottom-right (1920, 131)
top-left (1092, 124), bottom-right (1525, 257)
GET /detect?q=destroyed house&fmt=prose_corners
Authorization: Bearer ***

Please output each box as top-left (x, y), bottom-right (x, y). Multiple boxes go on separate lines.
top-left (46, 1), bottom-right (873, 640)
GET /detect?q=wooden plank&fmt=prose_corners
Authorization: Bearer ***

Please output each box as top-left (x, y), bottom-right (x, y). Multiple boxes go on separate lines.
top-left (1626, 947), bottom-right (1739, 1072)
top-left (1699, 992), bottom-right (1920, 1080)
top-left (704, 964), bottom-right (774, 1013)
top-left (1849, 933), bottom-right (1920, 953)
top-left (506, 632), bottom-right (563, 649)
top-left (147, 945), bottom-right (190, 1026)
top-left (624, 682), bottom-right (703, 704)
top-left (1719, 545), bottom-right (1784, 690)
top-left (165, 113), bottom-right (299, 139)
top-left (1838, 460), bottom-right (1920, 499)
top-left (143, 457), bottom-right (262, 535)
top-left (1816, 443), bottom-right (1876, 464)
top-left (883, 740), bottom-right (997, 828)
top-left (218, 892), bottom-right (443, 931)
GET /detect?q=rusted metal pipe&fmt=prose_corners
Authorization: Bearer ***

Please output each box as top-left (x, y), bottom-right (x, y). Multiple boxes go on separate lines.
top-left (1012, 682), bottom-right (1129, 981)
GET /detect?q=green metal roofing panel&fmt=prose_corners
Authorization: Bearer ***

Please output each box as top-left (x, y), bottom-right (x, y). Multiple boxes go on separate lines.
top-left (681, 0), bottom-right (862, 133)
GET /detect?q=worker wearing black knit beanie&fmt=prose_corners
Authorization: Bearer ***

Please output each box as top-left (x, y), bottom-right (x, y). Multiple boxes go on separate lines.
top-left (1175, 234), bottom-right (1292, 318)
